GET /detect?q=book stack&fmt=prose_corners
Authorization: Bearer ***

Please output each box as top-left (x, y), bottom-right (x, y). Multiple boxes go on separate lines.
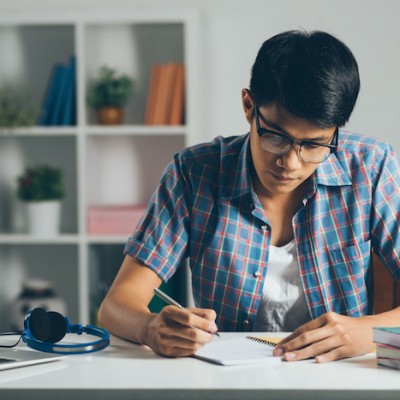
top-left (373, 326), bottom-right (400, 369)
top-left (144, 63), bottom-right (185, 125)
top-left (38, 55), bottom-right (76, 126)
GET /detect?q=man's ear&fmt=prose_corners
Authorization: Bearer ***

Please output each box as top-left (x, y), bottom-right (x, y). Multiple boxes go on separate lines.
top-left (242, 89), bottom-right (254, 124)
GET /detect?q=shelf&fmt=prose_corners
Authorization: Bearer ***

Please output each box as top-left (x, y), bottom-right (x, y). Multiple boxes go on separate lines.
top-left (0, 126), bottom-right (187, 137)
top-left (86, 235), bottom-right (129, 244)
top-left (84, 125), bottom-right (187, 136)
top-left (0, 243), bottom-right (80, 331)
top-left (85, 135), bottom-right (185, 206)
top-left (0, 127), bottom-right (79, 136)
top-left (0, 234), bottom-right (131, 245)
top-left (84, 22), bottom-right (184, 126)
top-left (0, 234), bottom-right (80, 244)
top-left (0, 11), bottom-right (197, 327)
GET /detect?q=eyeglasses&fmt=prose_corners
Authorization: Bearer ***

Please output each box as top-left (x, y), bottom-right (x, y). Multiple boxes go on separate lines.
top-left (254, 106), bottom-right (338, 164)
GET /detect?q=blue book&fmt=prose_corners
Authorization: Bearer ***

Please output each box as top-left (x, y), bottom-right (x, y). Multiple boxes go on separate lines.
top-left (60, 56), bottom-right (76, 126)
top-left (48, 64), bottom-right (69, 126)
top-left (38, 64), bottom-right (64, 125)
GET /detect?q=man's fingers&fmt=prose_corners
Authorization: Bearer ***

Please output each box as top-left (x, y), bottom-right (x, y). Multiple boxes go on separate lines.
top-left (281, 335), bottom-right (345, 362)
top-left (188, 307), bottom-right (217, 322)
top-left (161, 306), bottom-right (219, 335)
top-left (276, 315), bottom-right (329, 347)
top-left (274, 312), bottom-right (341, 351)
top-left (273, 313), bottom-right (353, 361)
top-left (155, 331), bottom-right (209, 357)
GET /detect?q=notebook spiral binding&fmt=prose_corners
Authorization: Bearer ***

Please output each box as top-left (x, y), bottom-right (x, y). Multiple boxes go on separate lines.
top-left (245, 336), bottom-right (277, 347)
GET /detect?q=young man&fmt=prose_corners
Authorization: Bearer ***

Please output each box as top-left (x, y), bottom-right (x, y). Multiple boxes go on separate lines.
top-left (98, 30), bottom-right (400, 362)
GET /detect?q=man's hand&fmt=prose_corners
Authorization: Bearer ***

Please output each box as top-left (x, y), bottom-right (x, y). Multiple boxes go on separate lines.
top-left (272, 312), bottom-right (376, 363)
top-left (143, 306), bottom-right (218, 357)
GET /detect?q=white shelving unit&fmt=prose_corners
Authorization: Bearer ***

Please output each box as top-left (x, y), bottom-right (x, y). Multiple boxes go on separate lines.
top-left (0, 10), bottom-right (200, 330)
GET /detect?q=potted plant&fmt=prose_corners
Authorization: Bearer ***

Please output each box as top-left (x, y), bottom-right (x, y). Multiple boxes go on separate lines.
top-left (87, 66), bottom-right (133, 125)
top-left (17, 165), bottom-right (65, 236)
top-left (0, 85), bottom-right (40, 129)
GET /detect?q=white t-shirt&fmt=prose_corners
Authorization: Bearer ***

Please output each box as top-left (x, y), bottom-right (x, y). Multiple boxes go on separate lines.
top-left (253, 239), bottom-right (311, 332)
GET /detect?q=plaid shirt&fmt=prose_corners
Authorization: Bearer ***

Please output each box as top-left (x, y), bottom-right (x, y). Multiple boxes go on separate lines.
top-left (125, 132), bottom-right (400, 332)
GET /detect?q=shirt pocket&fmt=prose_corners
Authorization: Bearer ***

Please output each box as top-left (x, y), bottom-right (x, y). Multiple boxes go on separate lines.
top-left (329, 240), bottom-right (371, 273)
top-left (328, 240), bottom-right (371, 314)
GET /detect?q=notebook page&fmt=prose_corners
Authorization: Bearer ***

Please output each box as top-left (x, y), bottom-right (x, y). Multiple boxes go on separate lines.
top-left (194, 336), bottom-right (278, 366)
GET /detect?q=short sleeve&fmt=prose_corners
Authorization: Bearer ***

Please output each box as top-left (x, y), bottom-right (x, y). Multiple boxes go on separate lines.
top-left (124, 154), bottom-right (192, 282)
top-left (371, 143), bottom-right (400, 278)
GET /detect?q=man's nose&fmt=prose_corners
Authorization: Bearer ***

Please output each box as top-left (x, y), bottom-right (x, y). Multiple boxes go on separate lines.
top-left (278, 145), bottom-right (302, 170)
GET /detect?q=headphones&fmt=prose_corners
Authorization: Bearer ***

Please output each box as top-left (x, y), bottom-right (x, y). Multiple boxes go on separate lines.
top-left (21, 308), bottom-right (110, 354)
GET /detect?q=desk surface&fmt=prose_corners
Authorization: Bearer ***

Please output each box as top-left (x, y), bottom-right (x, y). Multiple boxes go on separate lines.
top-left (0, 333), bottom-right (399, 400)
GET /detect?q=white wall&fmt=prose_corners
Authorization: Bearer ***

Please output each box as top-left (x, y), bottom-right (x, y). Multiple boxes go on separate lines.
top-left (201, 0), bottom-right (400, 153)
top-left (1, 0), bottom-right (399, 151)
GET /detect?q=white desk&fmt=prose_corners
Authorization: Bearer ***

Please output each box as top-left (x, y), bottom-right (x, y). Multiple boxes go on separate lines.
top-left (0, 333), bottom-right (399, 400)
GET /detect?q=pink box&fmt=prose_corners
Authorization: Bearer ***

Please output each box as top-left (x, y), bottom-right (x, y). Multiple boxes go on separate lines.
top-left (87, 205), bottom-right (147, 235)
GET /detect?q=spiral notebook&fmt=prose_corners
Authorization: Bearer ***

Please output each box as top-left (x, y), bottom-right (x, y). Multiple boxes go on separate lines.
top-left (194, 336), bottom-right (280, 366)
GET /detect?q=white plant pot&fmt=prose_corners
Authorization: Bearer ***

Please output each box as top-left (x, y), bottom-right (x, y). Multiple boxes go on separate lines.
top-left (26, 201), bottom-right (61, 236)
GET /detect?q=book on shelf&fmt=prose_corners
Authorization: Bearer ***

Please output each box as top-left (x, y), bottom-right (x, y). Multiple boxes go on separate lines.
top-left (60, 56), bottom-right (76, 126)
top-left (153, 63), bottom-right (176, 125)
top-left (169, 63), bottom-right (185, 125)
top-left (48, 64), bottom-right (69, 126)
top-left (144, 63), bottom-right (185, 126)
top-left (373, 327), bottom-right (400, 347)
top-left (144, 64), bottom-right (161, 125)
top-left (39, 55), bottom-right (76, 126)
top-left (38, 63), bottom-right (64, 125)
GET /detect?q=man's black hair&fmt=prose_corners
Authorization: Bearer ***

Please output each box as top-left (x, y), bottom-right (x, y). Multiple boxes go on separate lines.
top-left (249, 30), bottom-right (360, 128)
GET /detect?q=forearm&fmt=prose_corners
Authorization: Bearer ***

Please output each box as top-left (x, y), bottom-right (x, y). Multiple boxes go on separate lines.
top-left (97, 255), bottom-right (162, 346)
top-left (98, 289), bottom-right (155, 346)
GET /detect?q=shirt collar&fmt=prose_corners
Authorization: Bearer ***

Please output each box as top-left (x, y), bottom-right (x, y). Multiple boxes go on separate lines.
top-left (220, 134), bottom-right (253, 200)
top-left (313, 151), bottom-right (352, 187)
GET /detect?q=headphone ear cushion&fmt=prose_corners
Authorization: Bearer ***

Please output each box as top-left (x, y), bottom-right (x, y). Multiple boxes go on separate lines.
top-left (45, 311), bottom-right (68, 343)
top-left (29, 308), bottom-right (51, 342)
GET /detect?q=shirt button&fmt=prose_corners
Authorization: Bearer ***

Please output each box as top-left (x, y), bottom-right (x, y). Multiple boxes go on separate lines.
top-left (261, 225), bottom-right (267, 231)
top-left (253, 271), bottom-right (261, 277)
top-left (243, 319), bottom-right (250, 325)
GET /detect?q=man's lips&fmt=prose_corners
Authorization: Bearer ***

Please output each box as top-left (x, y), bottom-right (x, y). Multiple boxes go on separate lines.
top-left (269, 171), bottom-right (297, 182)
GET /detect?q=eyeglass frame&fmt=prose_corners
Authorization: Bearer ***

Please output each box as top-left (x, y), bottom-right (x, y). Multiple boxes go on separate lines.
top-left (253, 106), bottom-right (338, 164)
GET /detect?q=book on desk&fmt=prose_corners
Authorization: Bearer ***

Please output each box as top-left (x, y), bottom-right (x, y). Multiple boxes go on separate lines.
top-left (373, 326), bottom-right (400, 370)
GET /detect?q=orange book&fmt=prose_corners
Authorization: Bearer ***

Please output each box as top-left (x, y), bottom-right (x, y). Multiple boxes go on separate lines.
top-left (169, 64), bottom-right (185, 125)
top-left (144, 64), bottom-right (161, 125)
top-left (153, 63), bottom-right (176, 125)
top-left (164, 63), bottom-right (179, 125)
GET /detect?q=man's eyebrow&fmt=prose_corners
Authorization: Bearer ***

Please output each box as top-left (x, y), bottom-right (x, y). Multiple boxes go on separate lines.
top-left (259, 113), bottom-right (332, 142)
